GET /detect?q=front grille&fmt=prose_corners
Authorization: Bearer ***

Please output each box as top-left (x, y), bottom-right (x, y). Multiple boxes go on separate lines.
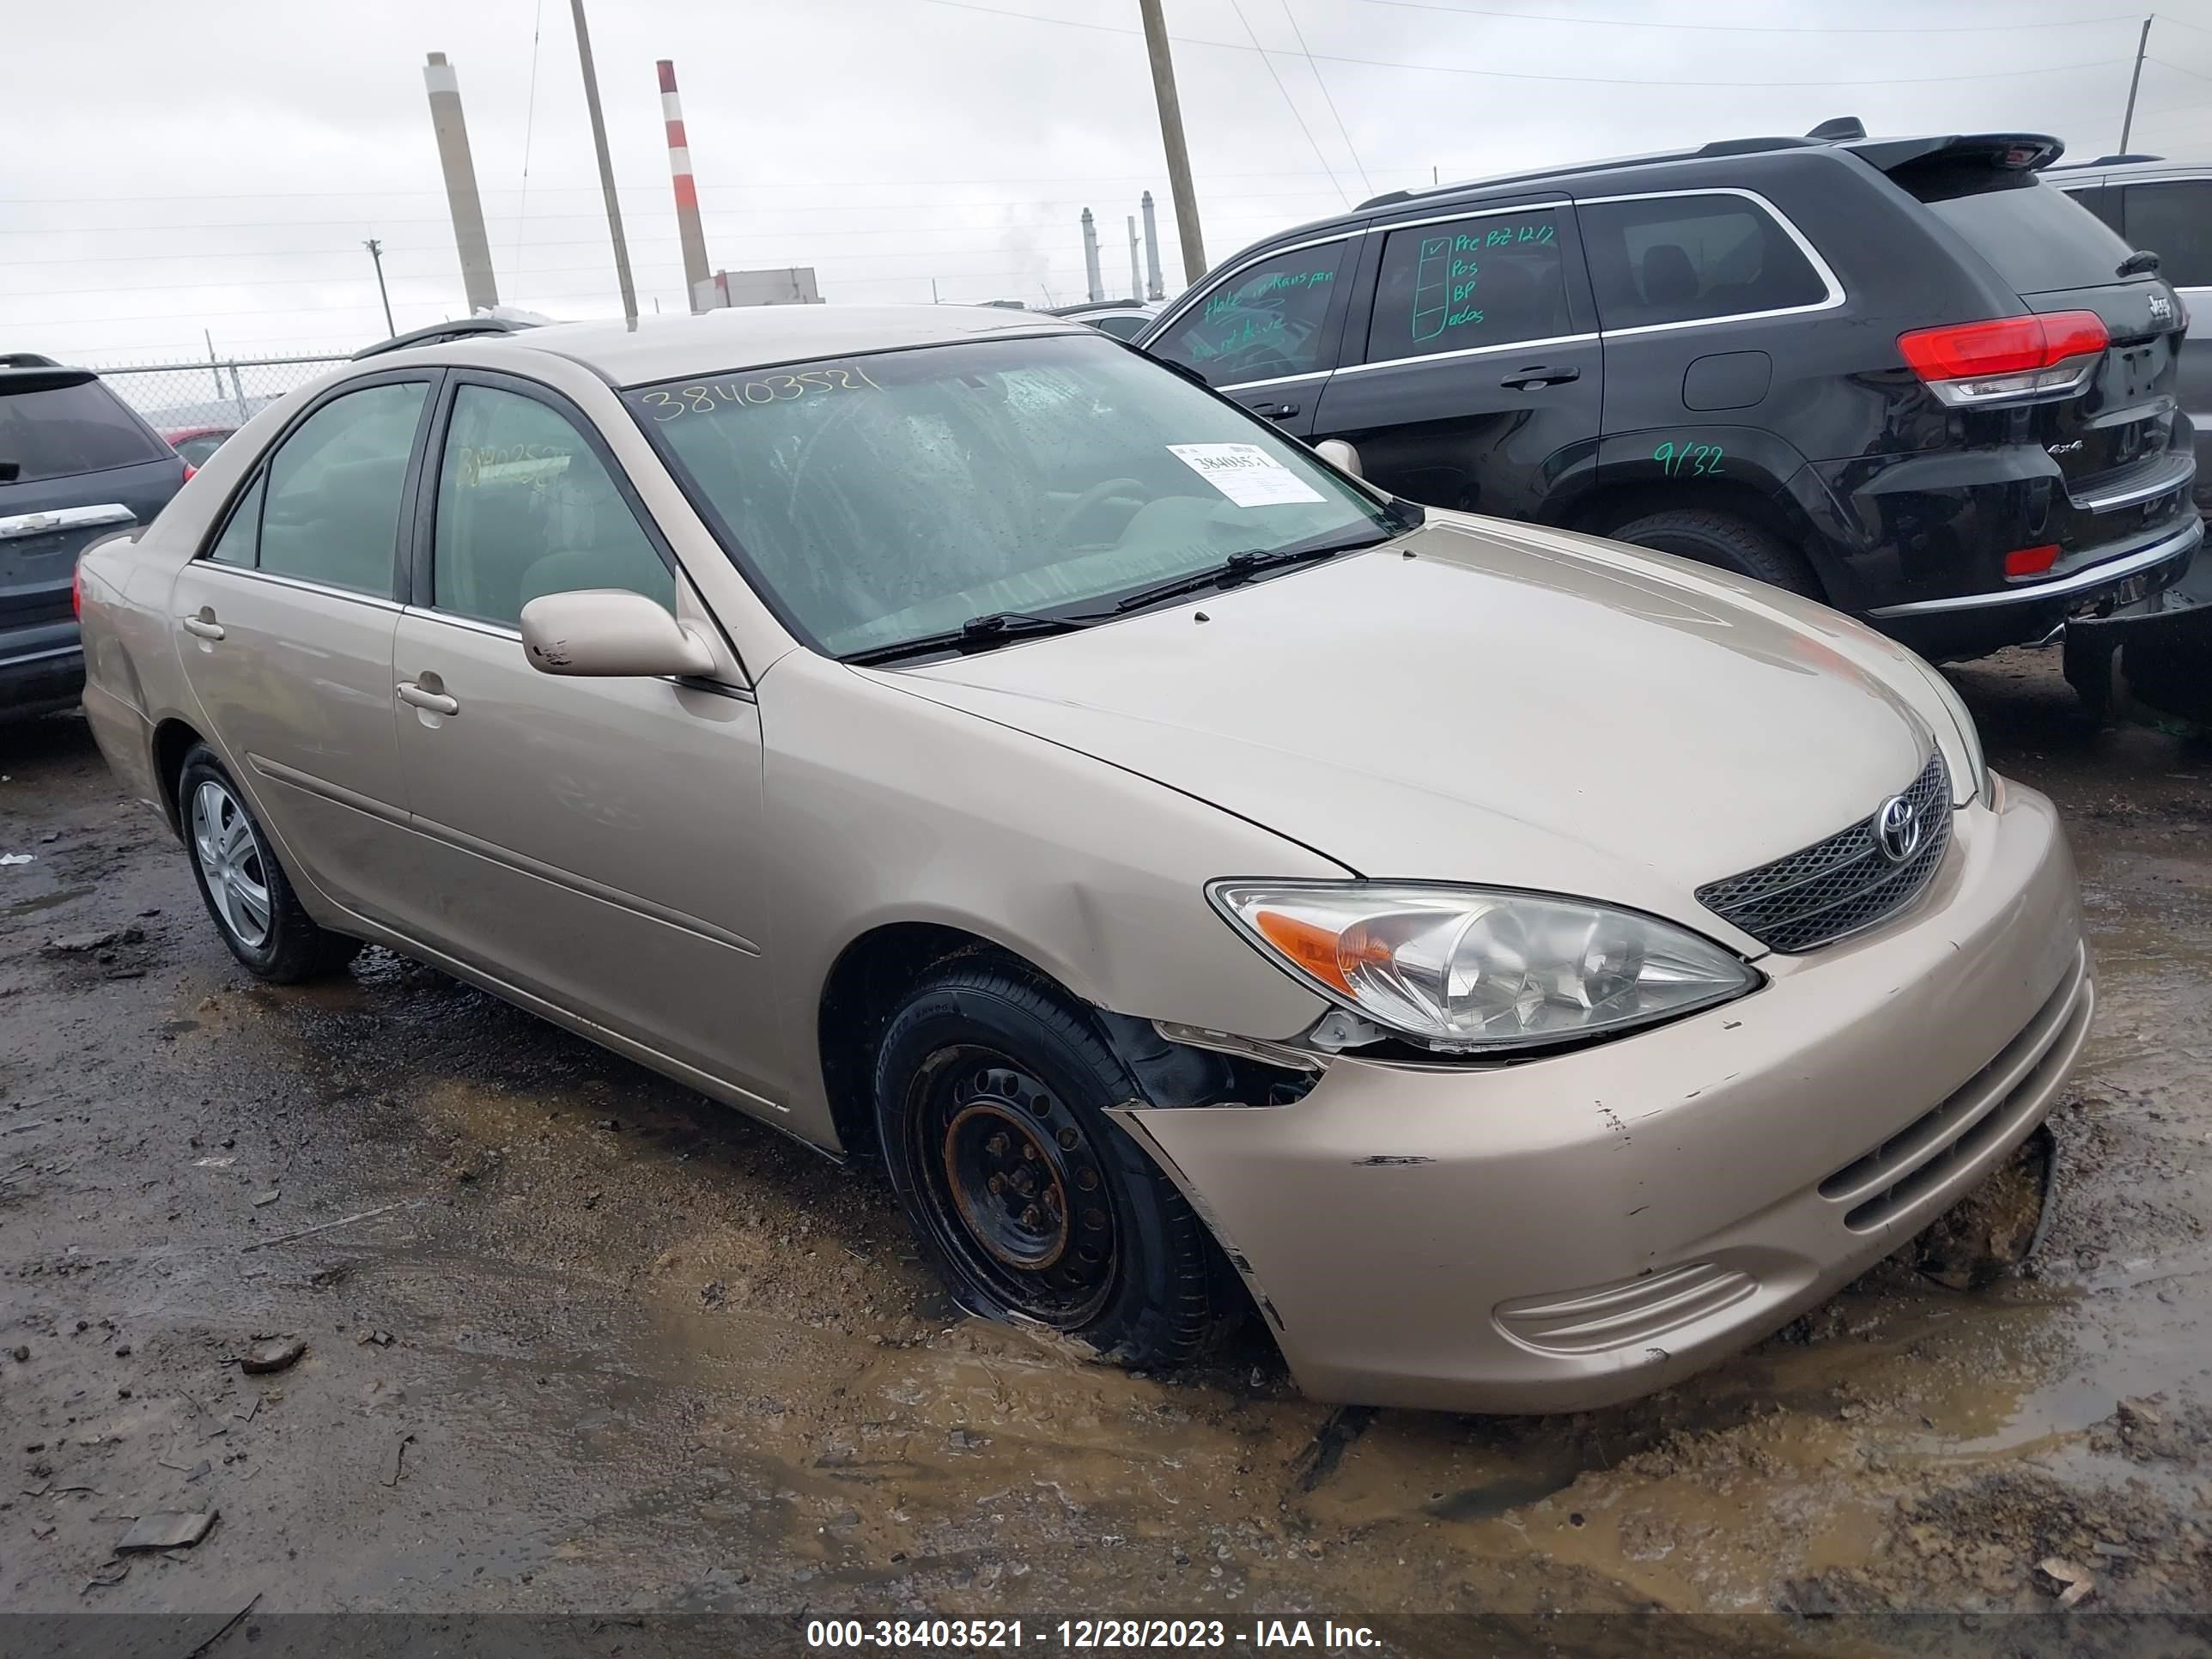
top-left (1696, 750), bottom-right (1951, 953)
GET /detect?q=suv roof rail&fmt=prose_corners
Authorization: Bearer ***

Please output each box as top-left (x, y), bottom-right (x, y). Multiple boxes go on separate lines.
top-left (2046, 151), bottom-right (2166, 171)
top-left (0, 352), bottom-right (62, 369)
top-left (351, 316), bottom-right (537, 362)
top-left (1806, 116), bottom-right (1867, 142)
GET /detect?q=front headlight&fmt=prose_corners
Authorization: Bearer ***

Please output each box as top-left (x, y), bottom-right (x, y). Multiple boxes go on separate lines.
top-left (1206, 881), bottom-right (1761, 1054)
top-left (1905, 653), bottom-right (1992, 809)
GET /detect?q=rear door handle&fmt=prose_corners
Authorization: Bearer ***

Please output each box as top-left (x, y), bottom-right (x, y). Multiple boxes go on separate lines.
top-left (1246, 400), bottom-right (1301, 420)
top-left (181, 614), bottom-right (225, 641)
top-left (1499, 366), bottom-right (1581, 390)
top-left (397, 681), bottom-right (459, 716)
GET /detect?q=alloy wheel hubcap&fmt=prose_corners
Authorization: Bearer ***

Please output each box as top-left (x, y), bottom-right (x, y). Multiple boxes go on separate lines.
top-left (191, 781), bottom-right (272, 949)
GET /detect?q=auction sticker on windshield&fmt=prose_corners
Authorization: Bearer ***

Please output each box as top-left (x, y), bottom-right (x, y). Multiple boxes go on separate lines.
top-left (1167, 443), bottom-right (1327, 507)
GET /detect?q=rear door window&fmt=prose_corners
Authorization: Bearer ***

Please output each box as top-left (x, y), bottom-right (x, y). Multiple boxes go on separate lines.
top-left (1147, 240), bottom-right (1351, 385)
top-left (1363, 208), bottom-right (1574, 363)
top-left (2123, 180), bottom-right (2212, 289)
top-left (1579, 193), bottom-right (1829, 330)
top-left (258, 381), bottom-right (428, 597)
top-left (1910, 175), bottom-right (2135, 295)
top-left (0, 378), bottom-right (168, 484)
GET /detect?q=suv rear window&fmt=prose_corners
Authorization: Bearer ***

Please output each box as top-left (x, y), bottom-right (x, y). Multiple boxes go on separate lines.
top-left (1908, 173), bottom-right (2134, 295)
top-left (0, 377), bottom-right (168, 484)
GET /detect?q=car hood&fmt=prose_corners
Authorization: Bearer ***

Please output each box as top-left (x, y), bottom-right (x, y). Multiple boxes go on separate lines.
top-left (885, 514), bottom-right (1938, 946)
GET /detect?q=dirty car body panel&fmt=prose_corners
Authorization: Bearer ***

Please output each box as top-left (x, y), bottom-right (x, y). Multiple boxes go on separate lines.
top-left (72, 306), bottom-right (2090, 1413)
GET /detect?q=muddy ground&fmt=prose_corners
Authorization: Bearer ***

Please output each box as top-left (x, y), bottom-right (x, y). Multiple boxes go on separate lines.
top-left (1, 647), bottom-right (2207, 1645)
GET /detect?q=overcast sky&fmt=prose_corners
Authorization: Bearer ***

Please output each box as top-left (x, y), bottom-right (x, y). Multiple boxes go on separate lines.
top-left (7, 0), bottom-right (2212, 366)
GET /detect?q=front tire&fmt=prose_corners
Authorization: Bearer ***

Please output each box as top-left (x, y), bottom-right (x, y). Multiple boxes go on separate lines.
top-left (872, 961), bottom-right (1237, 1368)
top-left (178, 745), bottom-right (363, 983)
top-left (1610, 507), bottom-right (1823, 598)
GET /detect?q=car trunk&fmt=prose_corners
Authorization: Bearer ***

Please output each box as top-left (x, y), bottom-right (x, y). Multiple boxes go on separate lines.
top-left (0, 369), bottom-right (183, 641)
top-left (1894, 155), bottom-right (2193, 562)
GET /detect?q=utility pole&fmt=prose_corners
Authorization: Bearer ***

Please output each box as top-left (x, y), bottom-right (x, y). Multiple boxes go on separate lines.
top-left (2120, 15), bottom-right (2153, 155)
top-left (569, 0), bottom-right (638, 325)
top-left (364, 239), bottom-right (396, 337)
top-left (1136, 0), bottom-right (1206, 285)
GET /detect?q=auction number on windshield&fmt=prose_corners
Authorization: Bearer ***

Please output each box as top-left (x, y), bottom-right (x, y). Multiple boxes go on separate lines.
top-left (637, 365), bottom-right (882, 421)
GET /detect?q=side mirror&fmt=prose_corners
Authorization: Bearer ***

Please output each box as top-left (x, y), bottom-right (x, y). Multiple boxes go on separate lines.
top-left (1314, 439), bottom-right (1362, 478)
top-left (519, 588), bottom-right (719, 679)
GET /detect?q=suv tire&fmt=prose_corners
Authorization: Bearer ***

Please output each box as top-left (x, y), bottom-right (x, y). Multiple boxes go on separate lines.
top-left (1610, 507), bottom-right (1822, 599)
top-left (872, 958), bottom-right (1239, 1369)
top-left (178, 744), bottom-right (364, 983)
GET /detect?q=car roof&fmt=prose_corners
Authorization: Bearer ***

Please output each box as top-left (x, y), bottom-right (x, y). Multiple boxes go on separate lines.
top-left (1044, 301), bottom-right (1155, 317)
top-left (380, 304), bottom-right (1090, 389)
top-left (1356, 125), bottom-right (2060, 212)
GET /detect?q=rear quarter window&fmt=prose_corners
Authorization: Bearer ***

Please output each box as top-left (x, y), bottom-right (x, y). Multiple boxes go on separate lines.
top-left (0, 378), bottom-right (168, 484)
top-left (1908, 173), bottom-right (2135, 295)
top-left (1578, 193), bottom-right (1828, 330)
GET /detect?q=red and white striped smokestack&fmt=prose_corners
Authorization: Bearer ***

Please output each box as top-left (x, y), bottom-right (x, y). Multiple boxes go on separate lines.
top-left (658, 60), bottom-right (714, 313)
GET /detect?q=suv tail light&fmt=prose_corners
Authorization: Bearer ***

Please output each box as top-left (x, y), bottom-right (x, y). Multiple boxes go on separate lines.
top-left (71, 560), bottom-right (83, 619)
top-left (1898, 311), bottom-right (2109, 407)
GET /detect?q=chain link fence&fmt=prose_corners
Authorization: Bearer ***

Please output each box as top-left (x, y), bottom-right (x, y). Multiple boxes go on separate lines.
top-left (91, 355), bottom-right (352, 436)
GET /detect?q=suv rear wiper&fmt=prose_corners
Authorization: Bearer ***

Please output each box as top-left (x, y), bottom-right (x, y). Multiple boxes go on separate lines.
top-left (842, 609), bottom-right (1102, 666)
top-left (1109, 524), bottom-right (1398, 615)
top-left (2118, 248), bottom-right (2161, 277)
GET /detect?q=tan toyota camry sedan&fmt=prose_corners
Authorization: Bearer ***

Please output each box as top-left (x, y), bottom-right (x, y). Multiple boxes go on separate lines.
top-left (74, 307), bottom-right (2093, 1413)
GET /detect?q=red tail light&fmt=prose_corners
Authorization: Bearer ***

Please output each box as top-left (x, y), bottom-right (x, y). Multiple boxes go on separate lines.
top-left (1898, 311), bottom-right (2108, 407)
top-left (2004, 544), bottom-right (2061, 580)
top-left (181, 463), bottom-right (197, 483)
top-left (72, 560), bottom-right (83, 619)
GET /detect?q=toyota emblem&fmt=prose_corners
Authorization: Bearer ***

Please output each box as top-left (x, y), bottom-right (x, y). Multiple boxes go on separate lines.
top-left (1875, 795), bottom-right (1922, 864)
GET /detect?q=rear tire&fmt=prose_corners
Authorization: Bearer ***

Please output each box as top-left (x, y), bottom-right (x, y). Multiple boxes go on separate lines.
top-left (178, 744), bottom-right (364, 984)
top-left (1610, 507), bottom-right (1823, 598)
top-left (872, 959), bottom-right (1238, 1369)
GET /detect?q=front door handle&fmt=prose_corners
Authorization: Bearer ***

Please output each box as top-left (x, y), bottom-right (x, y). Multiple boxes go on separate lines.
top-left (1247, 400), bottom-right (1301, 420)
top-left (397, 681), bottom-right (459, 716)
top-left (181, 612), bottom-right (225, 641)
top-left (1499, 366), bottom-right (1581, 390)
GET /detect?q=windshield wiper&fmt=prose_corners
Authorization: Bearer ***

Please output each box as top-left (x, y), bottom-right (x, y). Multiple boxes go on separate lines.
top-left (1108, 523), bottom-right (1399, 615)
top-left (842, 609), bottom-right (1102, 666)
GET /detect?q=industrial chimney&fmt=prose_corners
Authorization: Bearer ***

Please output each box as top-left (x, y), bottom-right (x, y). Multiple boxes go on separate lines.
top-left (422, 53), bottom-right (499, 313)
top-left (657, 61), bottom-right (714, 313)
top-left (1081, 209), bottom-right (1103, 304)
top-left (1140, 191), bottom-right (1164, 301)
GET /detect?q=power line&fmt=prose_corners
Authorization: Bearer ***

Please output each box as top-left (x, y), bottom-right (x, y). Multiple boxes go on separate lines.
top-left (1351, 0), bottom-right (2142, 33)
top-left (917, 0), bottom-right (2132, 87)
top-left (2147, 54), bottom-right (2212, 83)
top-left (514, 0), bottom-right (545, 283)
top-left (1280, 0), bottom-right (1374, 201)
top-left (1227, 0), bottom-right (1352, 209)
top-left (0, 188), bottom-right (1354, 237)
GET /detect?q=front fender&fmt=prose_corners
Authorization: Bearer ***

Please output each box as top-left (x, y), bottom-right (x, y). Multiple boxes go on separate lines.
top-left (757, 650), bottom-right (1346, 1140)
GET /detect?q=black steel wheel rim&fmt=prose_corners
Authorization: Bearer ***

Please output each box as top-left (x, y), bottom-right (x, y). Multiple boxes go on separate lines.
top-left (908, 1045), bottom-right (1119, 1327)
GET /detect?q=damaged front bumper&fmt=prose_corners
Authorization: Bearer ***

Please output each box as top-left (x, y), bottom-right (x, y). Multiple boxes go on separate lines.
top-left (1115, 781), bottom-right (2092, 1414)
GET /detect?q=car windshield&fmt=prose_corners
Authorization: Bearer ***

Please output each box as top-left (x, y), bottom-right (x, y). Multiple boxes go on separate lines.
top-left (624, 331), bottom-right (1404, 659)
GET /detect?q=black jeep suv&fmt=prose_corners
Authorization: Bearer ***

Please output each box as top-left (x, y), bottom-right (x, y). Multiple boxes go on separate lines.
top-left (1136, 121), bottom-right (2201, 664)
top-left (1, 355), bottom-right (185, 718)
